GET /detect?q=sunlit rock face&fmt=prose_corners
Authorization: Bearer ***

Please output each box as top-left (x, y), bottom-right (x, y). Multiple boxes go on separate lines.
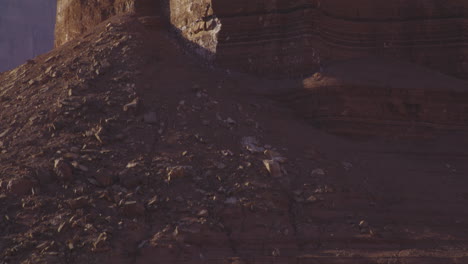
top-left (0, 0), bottom-right (56, 72)
top-left (54, 0), bottom-right (161, 47)
top-left (54, 0), bottom-right (468, 78)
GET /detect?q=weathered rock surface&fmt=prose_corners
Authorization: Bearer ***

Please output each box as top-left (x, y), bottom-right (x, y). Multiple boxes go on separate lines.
top-left (0, 0), bottom-right (56, 72)
top-left (285, 57), bottom-right (468, 135)
top-left (54, 0), bottom-right (162, 47)
top-left (55, 0), bottom-right (468, 78)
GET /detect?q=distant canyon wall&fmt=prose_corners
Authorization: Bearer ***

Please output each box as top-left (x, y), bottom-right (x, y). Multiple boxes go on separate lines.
top-left (0, 0), bottom-right (56, 72)
top-left (54, 0), bottom-right (468, 78)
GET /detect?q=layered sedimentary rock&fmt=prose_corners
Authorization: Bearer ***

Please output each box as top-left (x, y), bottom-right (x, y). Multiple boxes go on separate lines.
top-left (285, 57), bottom-right (468, 134)
top-left (0, 0), bottom-right (56, 72)
top-left (55, 0), bottom-right (468, 78)
top-left (197, 0), bottom-right (468, 78)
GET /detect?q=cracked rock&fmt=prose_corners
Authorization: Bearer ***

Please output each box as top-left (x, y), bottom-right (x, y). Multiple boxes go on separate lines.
top-left (54, 159), bottom-right (73, 181)
top-left (263, 159), bottom-right (282, 178)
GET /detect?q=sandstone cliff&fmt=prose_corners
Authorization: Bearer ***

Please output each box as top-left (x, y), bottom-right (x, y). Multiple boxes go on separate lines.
top-left (54, 0), bottom-right (468, 79)
top-left (0, 0), bottom-right (56, 72)
top-left (54, 0), bottom-right (162, 47)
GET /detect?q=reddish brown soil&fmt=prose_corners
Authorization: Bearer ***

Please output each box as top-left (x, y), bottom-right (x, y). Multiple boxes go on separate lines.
top-left (1, 15), bottom-right (468, 264)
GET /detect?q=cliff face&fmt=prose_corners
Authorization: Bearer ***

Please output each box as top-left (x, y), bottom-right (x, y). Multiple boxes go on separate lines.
top-left (54, 0), bottom-right (161, 47)
top-left (210, 0), bottom-right (468, 78)
top-left (54, 0), bottom-right (468, 78)
top-left (0, 0), bottom-right (56, 72)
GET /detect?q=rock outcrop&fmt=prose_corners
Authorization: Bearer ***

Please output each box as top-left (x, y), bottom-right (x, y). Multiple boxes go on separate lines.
top-left (0, 0), bottom-right (56, 72)
top-left (54, 0), bottom-right (468, 78)
top-left (285, 57), bottom-right (468, 135)
top-left (54, 0), bottom-right (162, 47)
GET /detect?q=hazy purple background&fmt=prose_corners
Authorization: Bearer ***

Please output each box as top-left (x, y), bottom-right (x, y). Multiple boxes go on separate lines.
top-left (0, 0), bottom-right (56, 72)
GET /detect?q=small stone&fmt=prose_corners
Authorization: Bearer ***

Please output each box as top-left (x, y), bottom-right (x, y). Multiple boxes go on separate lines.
top-left (87, 178), bottom-right (100, 186)
top-left (68, 196), bottom-right (89, 209)
top-left (293, 190), bottom-right (303, 196)
top-left (126, 161), bottom-right (139, 168)
top-left (225, 197), bottom-right (238, 205)
top-left (198, 209), bottom-right (208, 217)
top-left (263, 160), bottom-right (282, 178)
top-left (137, 239), bottom-right (149, 249)
top-left (122, 201), bottom-right (145, 217)
top-left (143, 111), bottom-right (158, 124)
top-left (225, 117), bottom-right (236, 125)
top-left (71, 161), bottom-right (88, 172)
top-left (342, 162), bottom-right (353, 171)
top-left (311, 168), bottom-right (326, 176)
top-left (115, 133), bottom-right (126, 140)
top-left (118, 171), bottom-right (143, 188)
top-left (34, 168), bottom-right (53, 185)
top-left (54, 159), bottom-right (73, 181)
top-left (7, 177), bottom-right (34, 196)
top-left (306, 195), bottom-right (318, 203)
top-left (63, 152), bottom-right (79, 159)
top-left (241, 137), bottom-right (264, 153)
top-left (359, 220), bottom-right (369, 228)
top-left (264, 150), bottom-right (287, 163)
top-left (229, 258), bottom-right (247, 264)
top-left (221, 150), bottom-right (233, 156)
top-left (79, 165), bottom-right (89, 172)
top-left (215, 162), bottom-right (226, 169)
top-left (95, 169), bottom-right (114, 187)
top-left (166, 166), bottom-right (192, 180)
top-left (70, 147), bottom-right (80, 153)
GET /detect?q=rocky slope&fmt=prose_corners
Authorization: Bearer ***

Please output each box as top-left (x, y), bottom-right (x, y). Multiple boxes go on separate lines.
top-left (0, 0), bottom-right (56, 72)
top-left (1, 14), bottom-right (468, 264)
top-left (54, 0), bottom-right (468, 78)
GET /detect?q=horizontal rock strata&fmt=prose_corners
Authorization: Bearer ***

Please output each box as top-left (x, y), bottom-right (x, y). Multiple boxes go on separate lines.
top-left (211, 0), bottom-right (468, 78)
top-left (285, 57), bottom-right (468, 134)
top-left (55, 0), bottom-right (468, 78)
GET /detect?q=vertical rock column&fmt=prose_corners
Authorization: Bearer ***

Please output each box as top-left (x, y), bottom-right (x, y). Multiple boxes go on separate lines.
top-left (55, 0), bottom-right (137, 47)
top-left (168, 0), bottom-right (221, 58)
top-left (54, 0), bottom-right (165, 47)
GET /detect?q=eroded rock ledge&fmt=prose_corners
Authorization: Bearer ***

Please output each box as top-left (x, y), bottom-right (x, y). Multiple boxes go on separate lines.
top-left (55, 0), bottom-right (161, 47)
top-left (55, 0), bottom-right (468, 79)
